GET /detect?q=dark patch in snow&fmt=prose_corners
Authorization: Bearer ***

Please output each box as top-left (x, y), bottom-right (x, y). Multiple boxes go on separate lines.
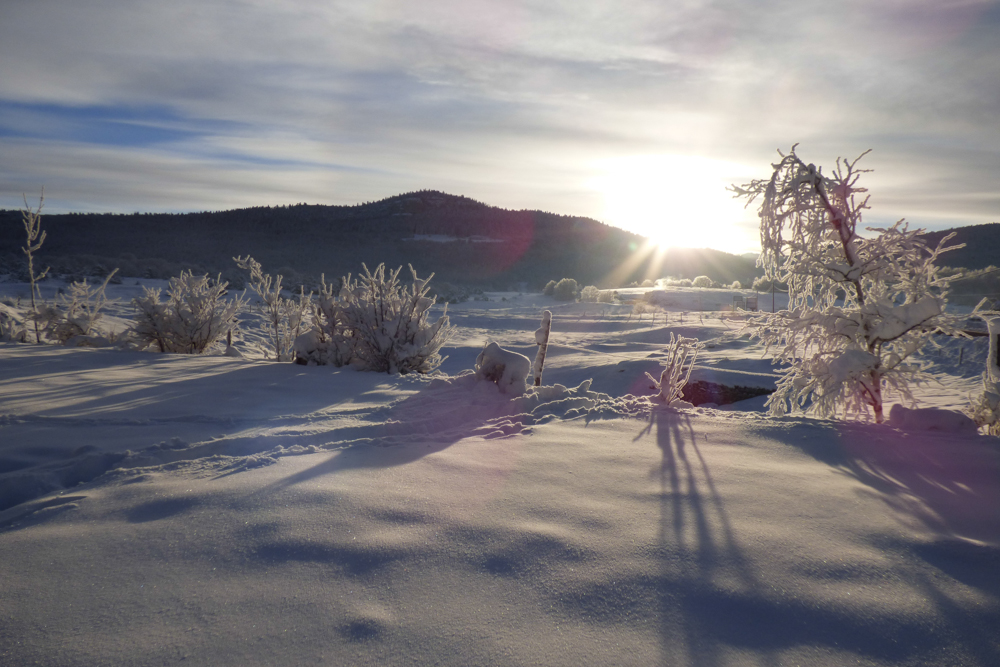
top-left (681, 380), bottom-right (773, 407)
top-left (340, 618), bottom-right (384, 642)
top-left (912, 539), bottom-right (1000, 595)
top-left (253, 540), bottom-right (407, 576)
top-left (126, 496), bottom-right (200, 523)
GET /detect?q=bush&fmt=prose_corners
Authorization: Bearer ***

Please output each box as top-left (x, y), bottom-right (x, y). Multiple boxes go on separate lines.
top-left (729, 280), bottom-right (742, 290)
top-left (132, 271), bottom-right (246, 353)
top-left (542, 280), bottom-right (557, 296)
top-left (596, 289), bottom-right (616, 303)
top-left (235, 255), bottom-right (311, 361)
top-left (46, 271), bottom-right (118, 344)
top-left (0, 303), bottom-right (27, 342)
top-left (691, 275), bottom-right (712, 288)
top-left (552, 278), bottom-right (578, 301)
top-left (339, 263), bottom-right (454, 374)
top-left (579, 285), bottom-right (601, 302)
top-left (646, 333), bottom-right (703, 404)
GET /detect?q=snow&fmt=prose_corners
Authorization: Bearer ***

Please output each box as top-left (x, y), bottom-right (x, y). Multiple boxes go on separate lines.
top-left (1, 279), bottom-right (999, 666)
top-left (475, 342), bottom-right (532, 394)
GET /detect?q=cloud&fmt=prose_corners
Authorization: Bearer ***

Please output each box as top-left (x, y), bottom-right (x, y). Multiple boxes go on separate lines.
top-left (1, 0), bottom-right (997, 253)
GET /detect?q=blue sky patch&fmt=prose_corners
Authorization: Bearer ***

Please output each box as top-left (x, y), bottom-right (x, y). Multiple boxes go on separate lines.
top-left (0, 101), bottom-right (236, 148)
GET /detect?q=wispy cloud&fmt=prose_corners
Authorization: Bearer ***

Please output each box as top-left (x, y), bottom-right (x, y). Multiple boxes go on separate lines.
top-left (1, 0), bottom-right (997, 253)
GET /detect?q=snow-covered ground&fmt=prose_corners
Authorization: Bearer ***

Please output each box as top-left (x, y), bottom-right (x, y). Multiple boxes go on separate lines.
top-left (2, 280), bottom-right (998, 666)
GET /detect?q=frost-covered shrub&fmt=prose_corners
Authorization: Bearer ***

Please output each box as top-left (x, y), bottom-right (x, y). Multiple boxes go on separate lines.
top-left (643, 290), bottom-right (672, 308)
top-left (476, 341), bottom-right (531, 394)
top-left (543, 280), bottom-right (557, 296)
top-left (235, 255), bottom-right (311, 361)
top-left (580, 285), bottom-right (601, 302)
top-left (132, 271), bottom-right (245, 353)
top-left (729, 280), bottom-right (742, 290)
top-left (47, 271), bottom-right (118, 344)
top-left (0, 303), bottom-right (27, 342)
top-left (969, 316), bottom-right (1000, 435)
top-left (553, 278), bottom-right (578, 301)
top-left (339, 263), bottom-right (454, 374)
top-left (646, 333), bottom-right (702, 405)
top-left (641, 279), bottom-right (655, 287)
top-left (692, 275), bottom-right (712, 288)
top-left (732, 145), bottom-right (965, 423)
top-left (596, 290), bottom-right (616, 303)
top-left (293, 274), bottom-right (359, 367)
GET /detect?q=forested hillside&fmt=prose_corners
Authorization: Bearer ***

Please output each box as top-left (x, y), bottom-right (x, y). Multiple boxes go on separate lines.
top-left (0, 191), bottom-right (761, 289)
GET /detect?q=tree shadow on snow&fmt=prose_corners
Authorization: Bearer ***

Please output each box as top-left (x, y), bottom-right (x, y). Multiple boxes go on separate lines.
top-left (776, 419), bottom-right (1000, 664)
top-left (637, 408), bottom-right (780, 667)
top-left (634, 410), bottom-right (1000, 667)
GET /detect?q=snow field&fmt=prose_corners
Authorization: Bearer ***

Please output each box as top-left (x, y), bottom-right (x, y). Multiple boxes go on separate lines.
top-left (1, 279), bottom-right (998, 666)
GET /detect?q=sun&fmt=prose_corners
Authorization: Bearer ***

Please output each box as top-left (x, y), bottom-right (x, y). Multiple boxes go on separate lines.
top-left (591, 154), bottom-right (754, 252)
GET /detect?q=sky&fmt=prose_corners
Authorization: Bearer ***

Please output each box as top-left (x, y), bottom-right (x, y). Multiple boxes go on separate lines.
top-left (1, 0), bottom-right (998, 255)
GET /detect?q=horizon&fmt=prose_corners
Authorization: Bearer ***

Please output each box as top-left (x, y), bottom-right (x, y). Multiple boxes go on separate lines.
top-left (2, 1), bottom-right (999, 256)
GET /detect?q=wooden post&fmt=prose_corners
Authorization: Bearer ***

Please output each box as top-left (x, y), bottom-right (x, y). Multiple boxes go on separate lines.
top-left (533, 310), bottom-right (552, 387)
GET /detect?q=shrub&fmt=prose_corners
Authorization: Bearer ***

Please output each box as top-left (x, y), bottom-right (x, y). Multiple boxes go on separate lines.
top-left (596, 290), bottom-right (616, 303)
top-left (132, 271), bottom-right (246, 353)
top-left (542, 280), bottom-right (557, 296)
top-left (691, 275), bottom-right (712, 288)
top-left (579, 285), bottom-right (601, 302)
top-left (234, 255), bottom-right (311, 361)
top-left (294, 274), bottom-right (359, 367)
top-left (475, 342), bottom-right (531, 394)
top-left (968, 316), bottom-right (1000, 435)
top-left (553, 278), bottom-right (578, 301)
top-left (339, 263), bottom-right (454, 374)
top-left (729, 280), bottom-right (742, 290)
top-left (0, 303), bottom-right (27, 342)
top-left (48, 270), bottom-right (118, 344)
top-left (646, 333), bottom-right (703, 404)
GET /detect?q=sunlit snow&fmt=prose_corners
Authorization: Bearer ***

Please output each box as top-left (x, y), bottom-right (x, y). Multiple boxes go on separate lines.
top-left (1, 279), bottom-right (998, 666)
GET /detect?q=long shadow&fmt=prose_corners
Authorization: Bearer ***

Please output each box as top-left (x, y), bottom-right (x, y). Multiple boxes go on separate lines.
top-left (260, 377), bottom-right (528, 494)
top-left (637, 411), bottom-right (997, 666)
top-left (639, 408), bottom-right (776, 667)
top-left (761, 420), bottom-right (1000, 664)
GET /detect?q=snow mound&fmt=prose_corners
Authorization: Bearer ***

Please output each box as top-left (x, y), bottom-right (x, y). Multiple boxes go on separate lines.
top-left (888, 404), bottom-right (978, 435)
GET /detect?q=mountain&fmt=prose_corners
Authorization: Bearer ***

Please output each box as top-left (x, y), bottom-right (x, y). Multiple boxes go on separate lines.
top-left (920, 223), bottom-right (1000, 270)
top-left (0, 191), bottom-right (761, 289)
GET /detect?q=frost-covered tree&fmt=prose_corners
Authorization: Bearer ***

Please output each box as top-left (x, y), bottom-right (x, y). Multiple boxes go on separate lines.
top-left (692, 275), bottom-right (712, 288)
top-left (542, 280), bottom-right (557, 296)
top-left (234, 255), bottom-right (311, 361)
top-left (553, 278), bottom-right (578, 301)
top-left (132, 271), bottom-right (245, 353)
top-left (732, 145), bottom-right (964, 422)
top-left (338, 263), bottom-right (454, 374)
top-left (21, 191), bottom-right (50, 343)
